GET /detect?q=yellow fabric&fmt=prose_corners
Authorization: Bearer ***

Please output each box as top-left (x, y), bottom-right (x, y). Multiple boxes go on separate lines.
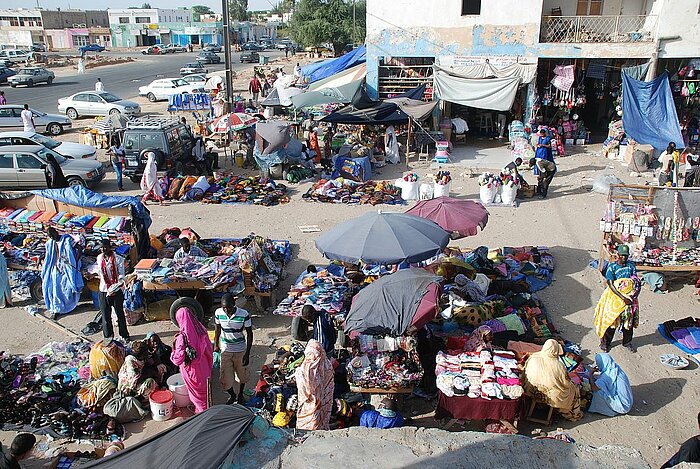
top-left (522, 339), bottom-right (577, 411)
top-left (593, 278), bottom-right (635, 338)
top-left (89, 340), bottom-right (126, 379)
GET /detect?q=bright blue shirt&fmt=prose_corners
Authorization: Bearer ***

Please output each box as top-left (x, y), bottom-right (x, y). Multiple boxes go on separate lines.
top-left (605, 261), bottom-right (637, 281)
top-left (535, 136), bottom-right (553, 162)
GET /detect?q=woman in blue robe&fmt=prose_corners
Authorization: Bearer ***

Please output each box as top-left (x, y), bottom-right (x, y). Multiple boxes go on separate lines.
top-left (588, 353), bottom-right (633, 416)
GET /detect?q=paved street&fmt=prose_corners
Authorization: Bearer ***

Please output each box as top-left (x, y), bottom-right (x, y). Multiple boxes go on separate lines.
top-left (4, 50), bottom-right (284, 113)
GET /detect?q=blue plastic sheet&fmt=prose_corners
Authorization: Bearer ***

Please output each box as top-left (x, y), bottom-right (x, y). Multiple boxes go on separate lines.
top-left (301, 46), bottom-right (366, 84)
top-left (42, 235), bottom-right (84, 315)
top-left (621, 72), bottom-right (684, 150)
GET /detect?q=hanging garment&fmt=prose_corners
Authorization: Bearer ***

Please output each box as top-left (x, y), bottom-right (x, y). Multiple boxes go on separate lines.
top-left (41, 235), bottom-right (84, 315)
top-left (385, 126), bottom-right (400, 164)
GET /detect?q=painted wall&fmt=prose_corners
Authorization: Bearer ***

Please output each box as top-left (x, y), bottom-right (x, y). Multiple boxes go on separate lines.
top-left (656, 0), bottom-right (700, 58)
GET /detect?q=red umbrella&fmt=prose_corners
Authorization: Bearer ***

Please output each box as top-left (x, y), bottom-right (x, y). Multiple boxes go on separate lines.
top-left (406, 197), bottom-right (489, 239)
top-left (209, 112), bottom-right (257, 133)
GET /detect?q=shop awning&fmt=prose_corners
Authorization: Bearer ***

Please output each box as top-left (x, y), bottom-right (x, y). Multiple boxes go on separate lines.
top-left (260, 86), bottom-right (303, 107)
top-left (308, 63), bottom-right (367, 92)
top-left (290, 79), bottom-right (363, 109)
top-left (301, 45), bottom-right (366, 84)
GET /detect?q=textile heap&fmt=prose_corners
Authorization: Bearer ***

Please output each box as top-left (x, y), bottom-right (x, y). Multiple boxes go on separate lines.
top-left (205, 175), bottom-right (290, 206)
top-left (347, 335), bottom-right (423, 390)
top-left (435, 349), bottom-right (523, 400)
top-left (302, 179), bottom-right (403, 205)
top-left (658, 316), bottom-right (700, 355)
top-left (273, 266), bottom-right (354, 319)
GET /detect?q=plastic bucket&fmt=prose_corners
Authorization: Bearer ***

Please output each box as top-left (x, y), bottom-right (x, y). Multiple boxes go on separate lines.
top-left (167, 373), bottom-right (192, 408)
top-left (395, 179), bottom-right (420, 200)
top-left (433, 182), bottom-right (451, 198)
top-left (419, 183), bottom-right (433, 200)
top-left (149, 390), bottom-right (174, 421)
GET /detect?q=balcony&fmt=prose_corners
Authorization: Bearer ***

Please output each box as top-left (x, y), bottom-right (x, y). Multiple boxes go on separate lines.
top-left (540, 15), bottom-right (657, 43)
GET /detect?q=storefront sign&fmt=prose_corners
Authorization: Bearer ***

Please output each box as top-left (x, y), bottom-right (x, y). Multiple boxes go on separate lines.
top-left (440, 56), bottom-right (536, 68)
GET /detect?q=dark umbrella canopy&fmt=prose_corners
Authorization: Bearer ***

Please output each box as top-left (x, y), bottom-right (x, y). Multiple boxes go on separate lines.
top-left (315, 211), bottom-right (450, 265)
top-left (345, 268), bottom-right (442, 336)
top-left (406, 197), bottom-right (489, 238)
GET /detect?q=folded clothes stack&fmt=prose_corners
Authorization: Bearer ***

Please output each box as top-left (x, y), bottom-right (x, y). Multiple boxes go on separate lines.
top-left (435, 349), bottom-right (523, 400)
top-left (273, 267), bottom-right (354, 318)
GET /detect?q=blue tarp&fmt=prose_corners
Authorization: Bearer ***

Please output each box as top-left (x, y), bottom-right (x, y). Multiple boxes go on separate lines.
top-left (301, 46), bottom-right (366, 84)
top-left (621, 72), bottom-right (684, 150)
top-left (42, 234), bottom-right (84, 315)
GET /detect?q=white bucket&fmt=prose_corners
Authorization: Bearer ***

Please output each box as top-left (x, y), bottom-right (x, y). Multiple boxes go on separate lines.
top-left (401, 181), bottom-right (420, 200)
top-left (433, 182), bottom-right (451, 198)
top-left (167, 373), bottom-right (192, 408)
top-left (479, 185), bottom-right (497, 204)
top-left (149, 390), bottom-right (174, 421)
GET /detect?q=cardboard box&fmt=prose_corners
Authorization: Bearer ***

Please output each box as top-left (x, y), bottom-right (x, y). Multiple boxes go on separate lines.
top-left (565, 138), bottom-right (574, 145)
top-left (576, 138), bottom-right (586, 145)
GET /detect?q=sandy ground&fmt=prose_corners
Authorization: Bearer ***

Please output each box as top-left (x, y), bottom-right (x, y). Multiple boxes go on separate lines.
top-left (1, 82), bottom-right (698, 466)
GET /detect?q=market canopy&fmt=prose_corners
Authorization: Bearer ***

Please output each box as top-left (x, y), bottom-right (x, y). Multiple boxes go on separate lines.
top-left (345, 268), bottom-right (442, 336)
top-left (83, 405), bottom-right (255, 468)
top-left (301, 45), bottom-right (366, 84)
top-left (315, 210), bottom-right (450, 265)
top-left (621, 71), bottom-right (684, 150)
top-left (260, 86), bottom-right (304, 107)
top-left (432, 62), bottom-right (536, 112)
top-left (406, 197), bottom-right (489, 238)
top-left (291, 79), bottom-right (363, 109)
top-left (308, 63), bottom-right (367, 92)
top-left (385, 96), bottom-right (438, 122)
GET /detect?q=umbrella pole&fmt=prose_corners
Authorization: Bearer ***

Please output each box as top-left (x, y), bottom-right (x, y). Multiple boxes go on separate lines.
top-left (406, 117), bottom-right (412, 169)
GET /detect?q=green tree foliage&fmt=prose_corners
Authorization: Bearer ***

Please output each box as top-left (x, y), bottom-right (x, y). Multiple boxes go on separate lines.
top-left (289, 0), bottom-right (365, 56)
top-left (142, 2), bottom-right (152, 8)
top-left (228, 0), bottom-right (249, 21)
top-left (191, 5), bottom-right (214, 21)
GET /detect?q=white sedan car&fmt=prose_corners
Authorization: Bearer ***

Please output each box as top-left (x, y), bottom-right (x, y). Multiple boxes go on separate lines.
top-left (181, 74), bottom-right (207, 87)
top-left (138, 78), bottom-right (205, 102)
top-left (0, 131), bottom-right (96, 159)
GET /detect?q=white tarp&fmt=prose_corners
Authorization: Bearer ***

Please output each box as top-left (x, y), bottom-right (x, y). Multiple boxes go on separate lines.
top-left (433, 71), bottom-right (522, 111)
top-left (434, 62), bottom-right (537, 84)
top-left (308, 63), bottom-right (367, 91)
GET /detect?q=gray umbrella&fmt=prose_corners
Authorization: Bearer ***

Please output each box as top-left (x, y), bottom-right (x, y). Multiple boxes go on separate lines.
top-left (255, 121), bottom-right (291, 155)
top-left (315, 211), bottom-right (450, 265)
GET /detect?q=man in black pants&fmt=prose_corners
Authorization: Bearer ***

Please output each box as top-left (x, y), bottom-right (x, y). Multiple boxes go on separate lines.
top-left (529, 157), bottom-right (557, 198)
top-left (97, 239), bottom-right (130, 342)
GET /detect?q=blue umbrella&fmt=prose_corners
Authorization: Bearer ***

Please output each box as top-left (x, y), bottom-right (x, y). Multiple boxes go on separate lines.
top-left (315, 211), bottom-right (449, 265)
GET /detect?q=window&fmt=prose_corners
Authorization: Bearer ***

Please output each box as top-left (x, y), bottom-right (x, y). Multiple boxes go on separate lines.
top-left (73, 35), bottom-right (89, 47)
top-left (135, 17), bottom-right (150, 24)
top-left (119, 17), bottom-right (130, 24)
top-left (0, 154), bottom-right (13, 169)
top-left (72, 94), bottom-right (89, 102)
top-left (124, 134), bottom-right (138, 150)
top-left (16, 154), bottom-right (44, 169)
top-left (88, 94), bottom-right (102, 103)
top-left (577, 0), bottom-right (603, 15)
top-left (141, 134), bottom-right (165, 151)
top-left (461, 0), bottom-right (481, 15)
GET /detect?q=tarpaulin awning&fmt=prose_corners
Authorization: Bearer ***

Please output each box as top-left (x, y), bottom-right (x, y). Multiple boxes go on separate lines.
top-left (321, 101), bottom-right (410, 125)
top-left (433, 71), bottom-right (522, 112)
top-left (83, 405), bottom-right (255, 468)
top-left (291, 79), bottom-right (363, 109)
top-left (301, 45), bottom-right (366, 84)
top-left (385, 96), bottom-right (438, 122)
top-left (622, 72), bottom-right (684, 150)
top-left (434, 62), bottom-right (537, 83)
top-left (344, 268), bottom-right (442, 336)
top-left (260, 86), bottom-right (303, 107)
top-left (308, 63), bottom-right (367, 91)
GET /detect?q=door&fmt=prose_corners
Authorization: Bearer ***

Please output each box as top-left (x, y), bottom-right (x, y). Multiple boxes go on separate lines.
top-left (577, 0), bottom-right (603, 15)
top-left (0, 153), bottom-right (18, 187)
top-left (15, 152), bottom-right (47, 187)
top-left (0, 107), bottom-right (22, 130)
top-left (71, 94), bottom-right (91, 115)
top-left (88, 93), bottom-right (105, 116)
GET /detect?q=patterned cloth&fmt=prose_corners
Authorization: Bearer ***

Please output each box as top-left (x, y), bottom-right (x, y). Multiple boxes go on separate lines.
top-left (89, 340), bottom-right (126, 379)
top-left (295, 339), bottom-right (334, 430)
top-left (594, 277), bottom-right (641, 338)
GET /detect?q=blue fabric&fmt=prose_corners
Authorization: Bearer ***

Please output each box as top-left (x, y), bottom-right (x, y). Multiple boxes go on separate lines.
top-left (332, 155), bottom-right (372, 182)
top-left (313, 312), bottom-right (337, 356)
top-left (621, 72), bottom-right (684, 151)
top-left (605, 261), bottom-right (637, 281)
top-left (301, 46), bottom-right (366, 84)
top-left (359, 409), bottom-right (404, 429)
top-left (658, 324), bottom-right (700, 355)
top-left (588, 353), bottom-right (633, 416)
top-left (0, 253), bottom-right (11, 307)
top-left (41, 235), bottom-right (84, 315)
top-left (535, 136), bottom-right (553, 162)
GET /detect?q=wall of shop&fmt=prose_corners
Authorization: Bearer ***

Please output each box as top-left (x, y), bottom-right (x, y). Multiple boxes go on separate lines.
top-left (656, 0), bottom-right (700, 58)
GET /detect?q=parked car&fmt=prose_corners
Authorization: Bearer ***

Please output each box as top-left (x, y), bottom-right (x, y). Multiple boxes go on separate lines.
top-left (141, 46), bottom-right (163, 55)
top-left (241, 42), bottom-right (260, 51)
top-left (57, 91), bottom-right (141, 119)
top-left (196, 51), bottom-right (221, 64)
top-left (181, 74), bottom-right (207, 87)
top-left (139, 78), bottom-right (205, 102)
top-left (0, 50), bottom-right (31, 64)
top-left (180, 62), bottom-right (208, 76)
top-left (0, 105), bottom-right (71, 135)
top-left (203, 44), bottom-right (221, 53)
top-left (121, 118), bottom-right (195, 182)
top-left (0, 66), bottom-right (16, 84)
top-left (275, 40), bottom-right (292, 50)
top-left (7, 67), bottom-right (54, 88)
top-left (164, 44), bottom-right (186, 53)
top-left (0, 145), bottom-right (105, 188)
top-left (79, 43), bottom-right (106, 53)
top-left (0, 131), bottom-right (96, 159)
top-left (31, 43), bottom-right (46, 52)
top-left (240, 50), bottom-right (260, 63)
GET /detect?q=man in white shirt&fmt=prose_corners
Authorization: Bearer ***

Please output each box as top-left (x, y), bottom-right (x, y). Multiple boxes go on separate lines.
top-left (96, 239), bottom-right (129, 341)
top-left (95, 78), bottom-right (104, 92)
top-left (21, 104), bottom-right (34, 132)
top-left (173, 237), bottom-right (207, 260)
top-left (213, 293), bottom-right (252, 405)
top-left (294, 63), bottom-right (302, 78)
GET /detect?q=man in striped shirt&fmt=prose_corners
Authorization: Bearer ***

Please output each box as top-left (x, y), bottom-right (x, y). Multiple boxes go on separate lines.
top-left (213, 293), bottom-right (253, 405)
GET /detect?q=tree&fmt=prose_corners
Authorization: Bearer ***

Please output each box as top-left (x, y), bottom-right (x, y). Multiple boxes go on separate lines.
top-left (228, 0), bottom-right (249, 21)
top-left (191, 5), bottom-right (214, 21)
top-left (142, 2), bottom-right (152, 7)
top-left (289, 0), bottom-right (365, 56)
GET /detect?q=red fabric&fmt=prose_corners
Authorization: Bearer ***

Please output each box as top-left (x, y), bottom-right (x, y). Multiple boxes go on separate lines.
top-left (435, 391), bottom-right (524, 421)
top-left (101, 254), bottom-right (119, 288)
top-left (249, 78), bottom-right (262, 93)
top-left (406, 197), bottom-right (488, 238)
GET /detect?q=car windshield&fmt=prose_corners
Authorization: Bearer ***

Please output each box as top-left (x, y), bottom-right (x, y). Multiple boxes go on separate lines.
top-left (99, 93), bottom-right (121, 103)
top-left (31, 109), bottom-right (47, 117)
top-left (36, 147), bottom-right (67, 164)
top-left (173, 79), bottom-right (188, 86)
top-left (186, 64), bottom-right (199, 68)
top-left (30, 133), bottom-right (61, 149)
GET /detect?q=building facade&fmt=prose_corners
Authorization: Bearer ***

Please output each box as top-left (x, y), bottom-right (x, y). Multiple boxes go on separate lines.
top-left (41, 10), bottom-right (111, 50)
top-left (0, 9), bottom-right (44, 48)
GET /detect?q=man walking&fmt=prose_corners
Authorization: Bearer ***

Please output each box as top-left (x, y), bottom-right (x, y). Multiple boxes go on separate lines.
top-left (95, 78), bottom-right (104, 92)
top-left (20, 105), bottom-right (34, 132)
top-left (248, 75), bottom-right (262, 104)
top-left (213, 293), bottom-right (252, 405)
top-left (97, 239), bottom-right (130, 342)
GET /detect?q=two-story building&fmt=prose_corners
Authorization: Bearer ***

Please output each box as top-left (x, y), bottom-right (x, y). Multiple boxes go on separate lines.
top-left (366, 0), bottom-right (698, 136)
top-left (0, 9), bottom-right (44, 48)
top-left (41, 9), bottom-right (111, 50)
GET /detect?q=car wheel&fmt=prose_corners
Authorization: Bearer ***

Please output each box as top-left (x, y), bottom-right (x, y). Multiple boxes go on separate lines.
top-left (130, 176), bottom-right (141, 184)
top-left (66, 108), bottom-right (78, 119)
top-left (67, 177), bottom-right (85, 187)
top-left (30, 278), bottom-right (43, 301)
top-left (47, 123), bottom-right (62, 136)
top-left (109, 108), bottom-right (121, 116)
top-left (147, 92), bottom-right (157, 102)
top-left (10, 84), bottom-right (16, 88)
top-left (47, 77), bottom-right (53, 85)
top-left (27, 79), bottom-right (33, 87)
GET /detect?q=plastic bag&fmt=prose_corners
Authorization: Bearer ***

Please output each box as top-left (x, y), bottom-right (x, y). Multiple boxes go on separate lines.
top-left (592, 173), bottom-right (623, 194)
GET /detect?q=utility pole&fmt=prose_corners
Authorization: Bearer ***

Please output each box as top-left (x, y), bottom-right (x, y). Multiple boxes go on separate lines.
top-left (221, 0), bottom-right (234, 112)
top-left (352, 0), bottom-right (356, 46)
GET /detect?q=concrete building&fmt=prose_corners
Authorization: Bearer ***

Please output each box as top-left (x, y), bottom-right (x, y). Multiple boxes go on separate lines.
top-left (365, 0), bottom-right (699, 136)
top-left (0, 9), bottom-right (44, 48)
top-left (41, 9), bottom-right (111, 50)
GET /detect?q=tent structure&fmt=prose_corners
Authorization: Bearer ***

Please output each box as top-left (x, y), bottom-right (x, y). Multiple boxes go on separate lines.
top-left (83, 405), bottom-right (255, 468)
top-left (345, 268), bottom-right (442, 336)
top-left (308, 63), bottom-right (367, 92)
top-left (301, 46), bottom-right (366, 84)
top-left (291, 79), bottom-right (364, 109)
top-left (260, 86), bottom-right (304, 107)
top-left (253, 121), bottom-right (292, 171)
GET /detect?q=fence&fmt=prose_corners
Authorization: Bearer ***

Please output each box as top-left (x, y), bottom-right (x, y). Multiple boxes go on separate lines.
top-left (540, 15), bottom-right (657, 43)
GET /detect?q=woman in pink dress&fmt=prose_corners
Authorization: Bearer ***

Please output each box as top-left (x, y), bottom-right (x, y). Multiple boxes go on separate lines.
top-left (295, 339), bottom-right (334, 430)
top-left (170, 307), bottom-right (213, 413)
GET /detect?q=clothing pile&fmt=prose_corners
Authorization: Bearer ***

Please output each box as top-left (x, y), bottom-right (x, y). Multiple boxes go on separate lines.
top-left (273, 266), bottom-right (353, 318)
top-left (658, 316), bottom-right (700, 354)
top-left (435, 349), bottom-right (523, 400)
top-left (158, 175), bottom-right (213, 202)
top-left (346, 336), bottom-right (423, 390)
top-left (302, 179), bottom-right (403, 205)
top-left (203, 175), bottom-right (290, 206)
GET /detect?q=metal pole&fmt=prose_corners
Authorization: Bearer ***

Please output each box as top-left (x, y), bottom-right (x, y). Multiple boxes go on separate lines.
top-left (222, 0), bottom-right (234, 112)
top-left (352, 0), bottom-right (356, 46)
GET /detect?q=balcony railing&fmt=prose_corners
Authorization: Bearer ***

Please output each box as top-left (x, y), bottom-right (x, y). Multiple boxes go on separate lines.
top-left (540, 15), bottom-right (657, 43)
